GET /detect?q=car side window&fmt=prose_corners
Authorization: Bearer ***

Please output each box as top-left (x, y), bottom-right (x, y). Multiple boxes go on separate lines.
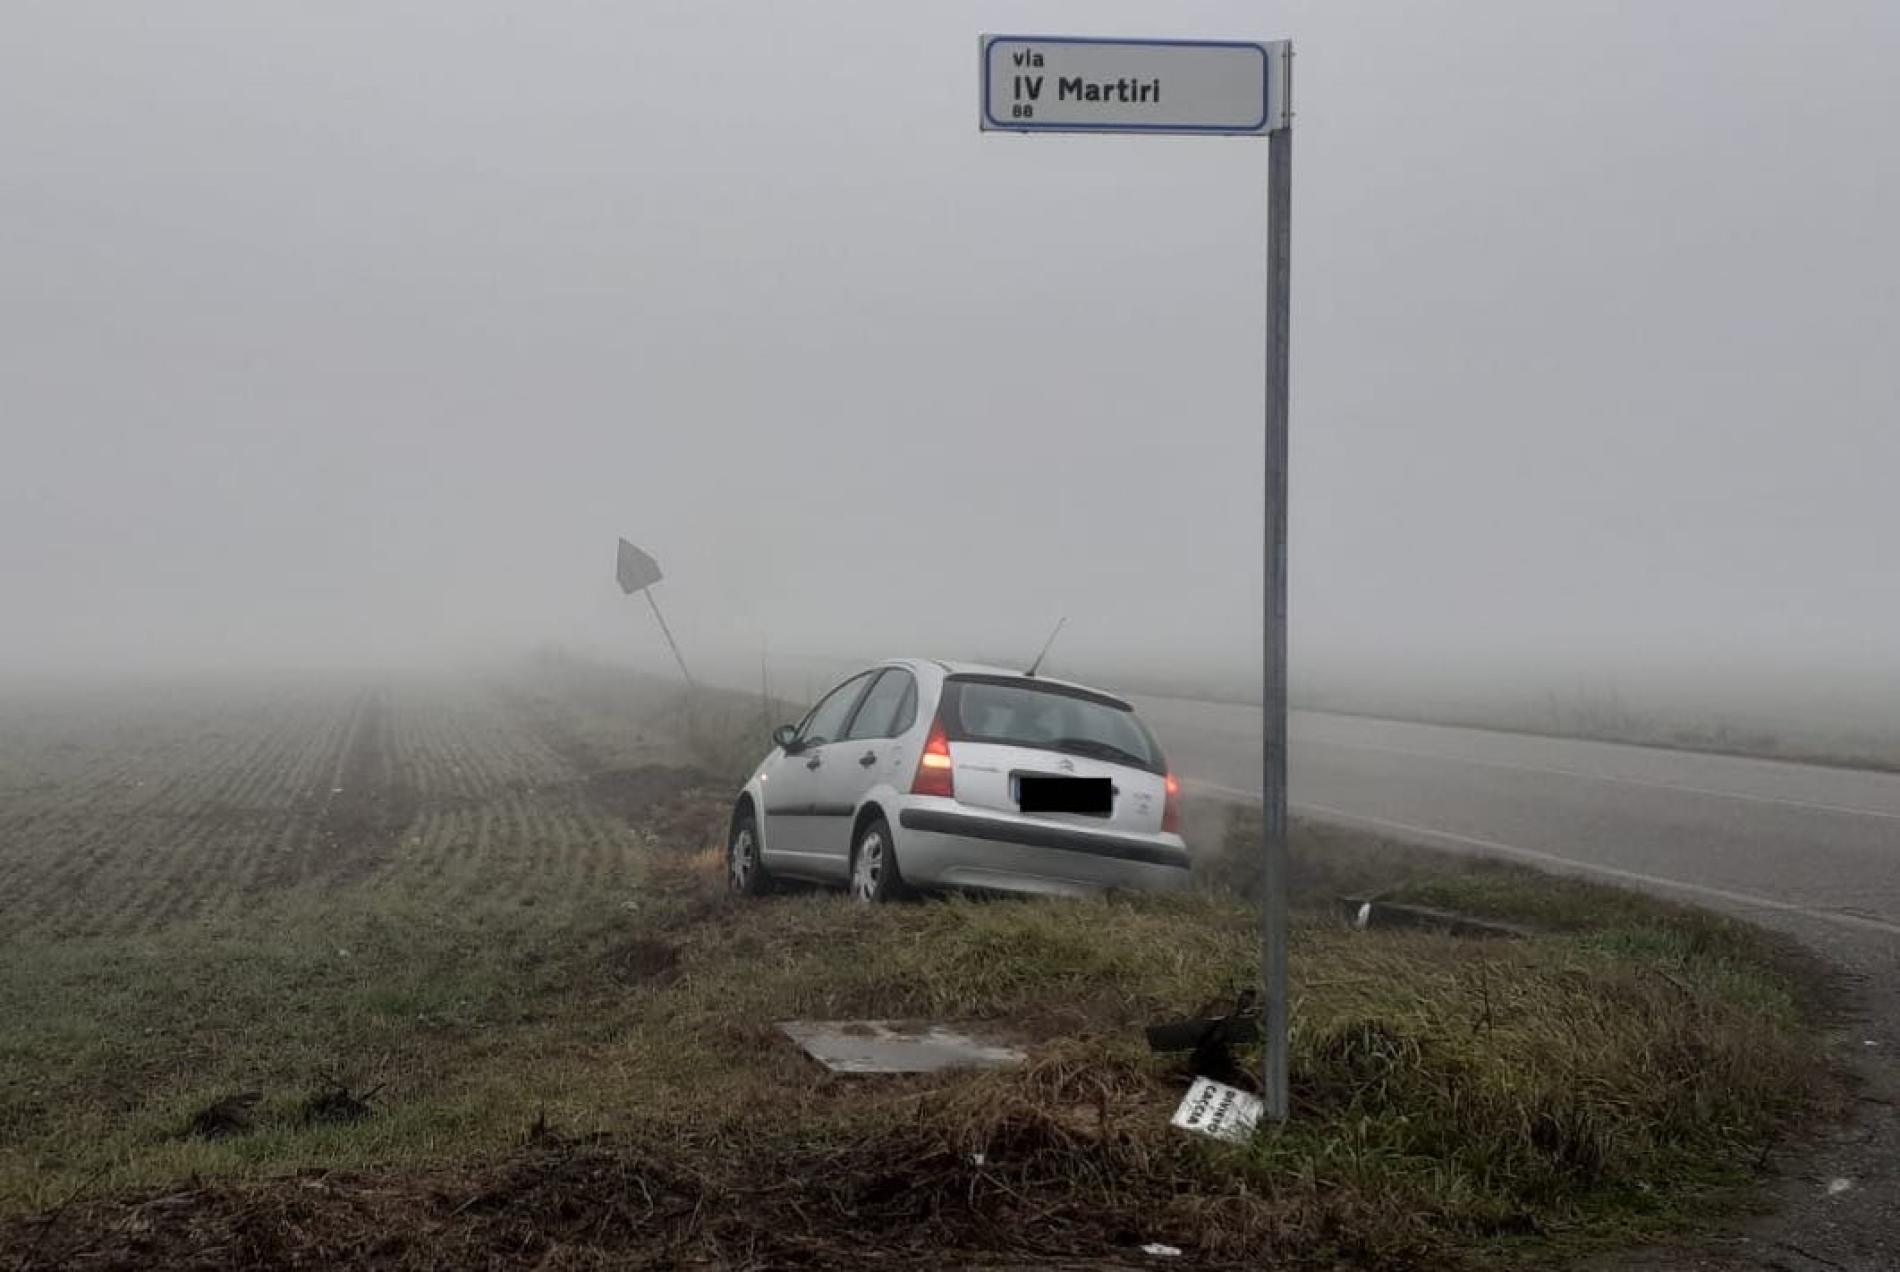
top-left (891, 677), bottom-right (917, 735)
top-left (844, 669), bottom-right (917, 740)
top-left (797, 673), bottom-right (873, 747)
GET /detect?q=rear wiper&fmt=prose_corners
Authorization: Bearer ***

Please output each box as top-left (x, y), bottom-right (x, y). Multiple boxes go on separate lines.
top-left (1049, 737), bottom-right (1146, 767)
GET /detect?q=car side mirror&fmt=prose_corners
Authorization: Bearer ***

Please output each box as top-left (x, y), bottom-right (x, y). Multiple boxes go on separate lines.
top-left (772, 724), bottom-right (801, 752)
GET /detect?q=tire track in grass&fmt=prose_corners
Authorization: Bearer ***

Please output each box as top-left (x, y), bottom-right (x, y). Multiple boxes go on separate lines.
top-left (393, 695), bottom-right (473, 898)
top-left (302, 689), bottom-right (421, 892)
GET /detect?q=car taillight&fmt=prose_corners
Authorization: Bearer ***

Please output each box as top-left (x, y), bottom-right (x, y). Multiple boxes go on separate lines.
top-left (1162, 771), bottom-right (1181, 834)
top-left (910, 714), bottom-right (955, 798)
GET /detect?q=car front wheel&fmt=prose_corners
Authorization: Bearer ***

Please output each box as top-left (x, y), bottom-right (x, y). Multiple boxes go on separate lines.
top-left (850, 815), bottom-right (903, 904)
top-left (728, 806), bottom-right (774, 897)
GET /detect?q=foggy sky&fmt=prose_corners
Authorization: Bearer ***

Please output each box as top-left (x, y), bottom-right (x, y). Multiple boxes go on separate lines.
top-left (3, 2), bottom-right (1896, 700)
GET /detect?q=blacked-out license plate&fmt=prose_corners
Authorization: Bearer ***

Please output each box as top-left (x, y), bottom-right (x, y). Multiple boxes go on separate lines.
top-left (1015, 776), bottom-right (1112, 816)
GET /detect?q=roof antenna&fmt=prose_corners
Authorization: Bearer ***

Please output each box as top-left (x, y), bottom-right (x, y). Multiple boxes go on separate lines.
top-left (1025, 616), bottom-right (1067, 678)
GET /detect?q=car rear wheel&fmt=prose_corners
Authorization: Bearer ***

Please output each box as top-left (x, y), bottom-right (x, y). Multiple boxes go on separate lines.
top-left (728, 806), bottom-right (773, 897)
top-left (850, 815), bottom-right (903, 904)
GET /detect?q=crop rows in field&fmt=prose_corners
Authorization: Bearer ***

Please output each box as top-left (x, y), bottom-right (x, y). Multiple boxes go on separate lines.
top-left (377, 681), bottom-right (642, 907)
top-left (0, 672), bottom-right (666, 942)
top-left (381, 683), bottom-right (574, 807)
top-left (393, 796), bottom-right (641, 910)
top-left (486, 658), bottom-right (699, 775)
top-left (0, 682), bottom-right (361, 939)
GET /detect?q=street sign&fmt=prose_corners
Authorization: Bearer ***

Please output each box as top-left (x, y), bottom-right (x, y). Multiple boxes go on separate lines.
top-left (978, 34), bottom-right (1294, 1124)
top-left (614, 538), bottom-right (694, 687)
top-left (979, 36), bottom-right (1287, 135)
top-left (616, 538), bottom-right (663, 595)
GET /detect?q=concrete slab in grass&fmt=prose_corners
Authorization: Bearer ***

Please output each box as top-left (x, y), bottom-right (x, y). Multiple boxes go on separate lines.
top-left (777, 1020), bottom-right (1027, 1074)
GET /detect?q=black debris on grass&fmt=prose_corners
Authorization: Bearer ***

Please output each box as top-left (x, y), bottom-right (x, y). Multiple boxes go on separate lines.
top-left (186, 1092), bottom-right (261, 1140)
top-left (301, 1081), bottom-right (383, 1127)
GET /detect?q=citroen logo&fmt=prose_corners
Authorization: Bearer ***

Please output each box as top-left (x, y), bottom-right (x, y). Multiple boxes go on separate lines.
top-left (1057, 758), bottom-right (1075, 773)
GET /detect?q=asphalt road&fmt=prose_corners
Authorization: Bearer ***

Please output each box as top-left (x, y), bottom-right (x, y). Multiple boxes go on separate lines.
top-left (1140, 700), bottom-right (1900, 1271)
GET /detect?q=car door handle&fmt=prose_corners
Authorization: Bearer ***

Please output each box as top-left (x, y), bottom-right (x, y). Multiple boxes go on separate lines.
top-left (805, 755), bottom-right (822, 770)
top-left (858, 751), bottom-right (877, 767)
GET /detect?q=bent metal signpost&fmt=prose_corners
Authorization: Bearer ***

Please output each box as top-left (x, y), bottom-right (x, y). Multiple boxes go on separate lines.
top-left (979, 35), bottom-right (1295, 1121)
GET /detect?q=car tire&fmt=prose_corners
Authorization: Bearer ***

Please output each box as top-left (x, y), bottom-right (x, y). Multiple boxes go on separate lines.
top-left (850, 814), bottom-right (904, 904)
top-left (728, 806), bottom-right (774, 897)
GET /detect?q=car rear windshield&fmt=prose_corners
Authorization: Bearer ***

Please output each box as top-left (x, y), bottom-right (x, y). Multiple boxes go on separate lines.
top-left (939, 676), bottom-right (1165, 774)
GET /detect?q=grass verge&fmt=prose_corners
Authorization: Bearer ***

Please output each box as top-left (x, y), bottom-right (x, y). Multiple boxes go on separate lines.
top-left (1, 779), bottom-right (1830, 1269)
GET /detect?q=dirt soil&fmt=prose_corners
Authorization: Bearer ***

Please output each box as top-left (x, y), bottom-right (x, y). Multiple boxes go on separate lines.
top-left (3, 1130), bottom-right (1222, 1271)
top-left (307, 691), bottom-right (422, 887)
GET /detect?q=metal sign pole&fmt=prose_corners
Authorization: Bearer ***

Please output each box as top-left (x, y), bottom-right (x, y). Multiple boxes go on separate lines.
top-left (614, 540), bottom-right (696, 689)
top-left (1261, 71), bottom-right (1293, 1122)
top-left (644, 588), bottom-right (696, 689)
top-left (973, 31), bottom-right (1293, 1120)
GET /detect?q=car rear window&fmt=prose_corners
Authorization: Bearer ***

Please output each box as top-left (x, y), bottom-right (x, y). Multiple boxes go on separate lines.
top-left (939, 676), bottom-right (1164, 773)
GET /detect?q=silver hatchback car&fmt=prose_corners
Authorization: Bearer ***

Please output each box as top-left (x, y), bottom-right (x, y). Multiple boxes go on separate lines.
top-left (727, 660), bottom-right (1190, 901)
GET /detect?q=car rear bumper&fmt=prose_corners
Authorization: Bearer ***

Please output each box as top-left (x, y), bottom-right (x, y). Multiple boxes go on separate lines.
top-left (895, 806), bottom-right (1190, 896)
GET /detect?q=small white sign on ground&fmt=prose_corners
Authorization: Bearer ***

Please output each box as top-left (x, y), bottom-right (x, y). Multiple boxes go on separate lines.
top-left (980, 36), bottom-right (1287, 135)
top-left (1170, 1076), bottom-right (1264, 1143)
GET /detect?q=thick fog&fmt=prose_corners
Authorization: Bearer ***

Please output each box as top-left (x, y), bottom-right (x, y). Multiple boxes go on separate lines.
top-left (4, 3), bottom-right (1896, 720)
